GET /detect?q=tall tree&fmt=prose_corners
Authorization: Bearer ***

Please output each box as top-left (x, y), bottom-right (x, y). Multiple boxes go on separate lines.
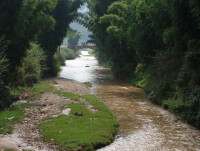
top-left (0, 0), bottom-right (56, 68)
top-left (39, 0), bottom-right (83, 76)
top-left (86, 0), bottom-right (138, 78)
top-left (68, 31), bottom-right (81, 46)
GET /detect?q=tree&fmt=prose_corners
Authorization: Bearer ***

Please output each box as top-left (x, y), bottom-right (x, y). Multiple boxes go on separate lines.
top-left (0, 0), bottom-right (56, 69)
top-left (86, 0), bottom-right (138, 78)
top-left (38, 0), bottom-right (84, 76)
top-left (0, 36), bottom-right (11, 109)
top-left (67, 30), bottom-right (81, 46)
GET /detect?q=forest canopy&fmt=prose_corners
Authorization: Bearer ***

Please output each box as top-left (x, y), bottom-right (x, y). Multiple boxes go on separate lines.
top-left (0, 0), bottom-right (200, 129)
top-left (86, 0), bottom-right (200, 128)
top-left (0, 0), bottom-right (83, 109)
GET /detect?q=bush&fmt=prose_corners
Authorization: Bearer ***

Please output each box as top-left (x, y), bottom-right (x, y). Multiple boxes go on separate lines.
top-left (0, 54), bottom-right (11, 110)
top-left (9, 43), bottom-right (47, 87)
top-left (54, 46), bottom-right (80, 66)
top-left (0, 36), bottom-right (11, 110)
top-left (183, 86), bottom-right (200, 128)
top-left (23, 43), bottom-right (46, 86)
top-left (88, 48), bottom-right (95, 55)
top-left (54, 49), bottom-right (67, 66)
top-left (51, 55), bottom-right (61, 76)
top-left (0, 85), bottom-right (11, 110)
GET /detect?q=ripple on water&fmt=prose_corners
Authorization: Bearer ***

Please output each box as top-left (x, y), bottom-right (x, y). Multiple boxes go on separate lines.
top-left (98, 124), bottom-right (164, 151)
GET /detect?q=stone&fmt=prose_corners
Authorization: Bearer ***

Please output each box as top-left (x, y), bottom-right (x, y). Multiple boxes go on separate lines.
top-left (0, 140), bottom-right (20, 151)
top-left (62, 108), bottom-right (71, 116)
top-left (11, 100), bottom-right (27, 107)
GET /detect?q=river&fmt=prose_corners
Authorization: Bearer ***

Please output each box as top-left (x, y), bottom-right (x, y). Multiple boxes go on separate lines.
top-left (59, 51), bottom-right (200, 151)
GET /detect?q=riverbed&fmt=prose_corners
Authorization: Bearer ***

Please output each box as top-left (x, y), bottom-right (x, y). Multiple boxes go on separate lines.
top-left (59, 51), bottom-right (200, 151)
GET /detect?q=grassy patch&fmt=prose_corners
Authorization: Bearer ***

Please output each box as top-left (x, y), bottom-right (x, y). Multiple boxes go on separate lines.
top-left (39, 94), bottom-right (119, 150)
top-left (10, 80), bottom-right (54, 101)
top-left (0, 103), bottom-right (30, 134)
top-left (29, 80), bottom-right (54, 101)
top-left (163, 99), bottom-right (185, 113)
top-left (0, 80), bottom-right (52, 134)
top-left (84, 82), bottom-right (92, 87)
top-left (60, 104), bottom-right (68, 110)
top-left (10, 86), bottom-right (28, 98)
top-left (54, 89), bottom-right (80, 101)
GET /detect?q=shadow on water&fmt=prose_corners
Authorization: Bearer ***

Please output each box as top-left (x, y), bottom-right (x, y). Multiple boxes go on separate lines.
top-left (59, 52), bottom-right (200, 151)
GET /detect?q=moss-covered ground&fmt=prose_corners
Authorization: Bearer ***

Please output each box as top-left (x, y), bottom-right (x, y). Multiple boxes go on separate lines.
top-left (39, 94), bottom-right (119, 151)
top-left (1, 79), bottom-right (119, 150)
top-left (0, 103), bottom-right (31, 134)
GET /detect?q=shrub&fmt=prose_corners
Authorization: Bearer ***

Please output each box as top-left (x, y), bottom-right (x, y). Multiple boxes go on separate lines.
top-left (54, 46), bottom-right (80, 66)
top-left (0, 53), bottom-right (11, 109)
top-left (54, 48), bottom-right (67, 66)
top-left (51, 55), bottom-right (61, 76)
top-left (0, 36), bottom-right (11, 110)
top-left (23, 43), bottom-right (47, 86)
top-left (88, 48), bottom-right (95, 55)
top-left (9, 43), bottom-right (47, 87)
top-left (183, 86), bottom-right (200, 128)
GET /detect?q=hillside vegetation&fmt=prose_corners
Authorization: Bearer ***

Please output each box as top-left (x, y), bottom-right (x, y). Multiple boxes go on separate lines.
top-left (85, 0), bottom-right (200, 128)
top-left (0, 0), bottom-right (83, 109)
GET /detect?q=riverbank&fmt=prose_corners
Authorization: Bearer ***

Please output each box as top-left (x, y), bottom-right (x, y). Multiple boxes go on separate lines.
top-left (131, 75), bottom-right (200, 130)
top-left (0, 78), bottom-right (119, 151)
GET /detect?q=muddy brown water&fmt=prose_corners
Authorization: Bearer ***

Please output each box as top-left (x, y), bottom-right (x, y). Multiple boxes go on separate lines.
top-left (59, 51), bottom-right (200, 151)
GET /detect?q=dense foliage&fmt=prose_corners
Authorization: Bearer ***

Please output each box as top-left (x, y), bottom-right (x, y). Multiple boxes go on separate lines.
top-left (86, 0), bottom-right (200, 128)
top-left (0, 0), bottom-right (56, 69)
top-left (1, 0), bottom-right (200, 129)
top-left (38, 0), bottom-right (84, 76)
top-left (68, 32), bottom-right (81, 46)
top-left (0, 0), bottom-right (82, 109)
top-left (54, 46), bottom-right (81, 65)
top-left (20, 43), bottom-right (47, 87)
top-left (0, 36), bottom-right (11, 110)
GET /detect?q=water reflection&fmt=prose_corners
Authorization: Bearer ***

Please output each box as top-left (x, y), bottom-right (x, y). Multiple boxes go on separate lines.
top-left (59, 51), bottom-right (200, 151)
top-left (59, 52), bottom-right (112, 84)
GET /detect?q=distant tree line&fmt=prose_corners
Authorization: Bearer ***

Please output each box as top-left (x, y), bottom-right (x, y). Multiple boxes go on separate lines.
top-left (0, 0), bottom-right (83, 109)
top-left (85, 0), bottom-right (200, 128)
top-left (67, 31), bottom-right (81, 46)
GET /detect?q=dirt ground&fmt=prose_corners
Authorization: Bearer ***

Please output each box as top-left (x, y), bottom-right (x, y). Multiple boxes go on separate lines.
top-left (0, 78), bottom-right (91, 151)
top-left (53, 78), bottom-right (90, 95)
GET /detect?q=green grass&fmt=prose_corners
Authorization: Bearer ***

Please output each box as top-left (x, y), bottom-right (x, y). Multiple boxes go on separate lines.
top-left (10, 86), bottom-right (28, 98)
top-left (54, 89), bottom-right (80, 101)
top-left (163, 99), bottom-right (185, 113)
top-left (0, 80), bottom-right (53, 134)
top-left (29, 80), bottom-right (54, 101)
top-left (3, 79), bottom-right (119, 150)
top-left (0, 103), bottom-right (31, 134)
top-left (10, 80), bottom-right (54, 101)
top-left (39, 94), bottom-right (119, 151)
top-left (84, 82), bottom-right (92, 87)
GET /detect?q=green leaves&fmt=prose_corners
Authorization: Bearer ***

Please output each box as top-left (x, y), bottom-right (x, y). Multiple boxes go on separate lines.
top-left (15, 0), bottom-right (55, 39)
top-left (189, 0), bottom-right (200, 29)
top-left (38, 0), bottom-right (83, 76)
top-left (0, 36), bottom-right (9, 79)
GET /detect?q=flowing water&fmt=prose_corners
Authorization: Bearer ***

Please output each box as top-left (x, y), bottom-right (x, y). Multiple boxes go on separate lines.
top-left (59, 51), bottom-right (200, 151)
